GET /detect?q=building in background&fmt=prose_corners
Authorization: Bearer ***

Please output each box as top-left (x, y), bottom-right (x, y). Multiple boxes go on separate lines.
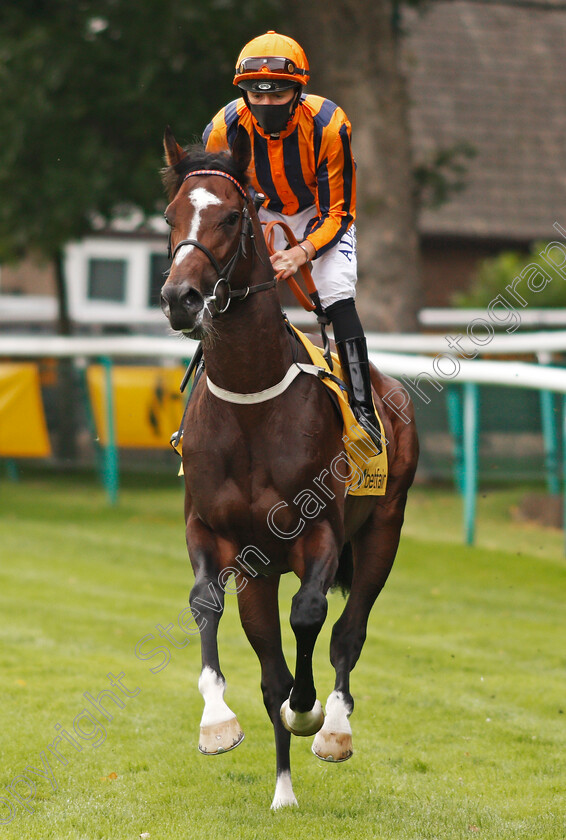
top-left (406, 0), bottom-right (566, 306)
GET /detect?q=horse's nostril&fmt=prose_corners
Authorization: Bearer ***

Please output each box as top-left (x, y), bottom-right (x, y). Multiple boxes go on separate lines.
top-left (185, 287), bottom-right (204, 312)
top-left (161, 282), bottom-right (205, 331)
top-left (161, 283), bottom-right (204, 313)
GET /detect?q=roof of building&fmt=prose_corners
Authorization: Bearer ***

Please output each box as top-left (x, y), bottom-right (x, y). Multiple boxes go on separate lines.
top-left (405, 0), bottom-right (566, 240)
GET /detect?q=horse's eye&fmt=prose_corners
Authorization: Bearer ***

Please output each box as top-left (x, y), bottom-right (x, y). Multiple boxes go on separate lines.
top-left (223, 211), bottom-right (240, 227)
top-left (164, 213), bottom-right (173, 227)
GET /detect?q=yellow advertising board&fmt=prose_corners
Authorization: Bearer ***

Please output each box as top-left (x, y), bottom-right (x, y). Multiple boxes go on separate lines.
top-left (87, 366), bottom-right (186, 449)
top-left (0, 364), bottom-right (51, 457)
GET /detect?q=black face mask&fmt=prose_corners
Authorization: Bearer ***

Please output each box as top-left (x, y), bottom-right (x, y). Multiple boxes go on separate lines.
top-left (249, 102), bottom-right (293, 136)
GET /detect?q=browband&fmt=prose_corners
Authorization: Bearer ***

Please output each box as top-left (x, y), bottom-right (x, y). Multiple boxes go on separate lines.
top-left (182, 169), bottom-right (248, 200)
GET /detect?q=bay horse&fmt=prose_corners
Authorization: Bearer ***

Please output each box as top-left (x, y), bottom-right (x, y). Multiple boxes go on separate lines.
top-left (160, 126), bottom-right (418, 809)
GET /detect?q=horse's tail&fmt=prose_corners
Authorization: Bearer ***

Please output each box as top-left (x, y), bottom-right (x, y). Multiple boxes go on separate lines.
top-left (331, 541), bottom-right (353, 597)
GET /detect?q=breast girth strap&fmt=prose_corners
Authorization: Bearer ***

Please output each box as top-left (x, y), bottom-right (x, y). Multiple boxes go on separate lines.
top-left (205, 362), bottom-right (326, 405)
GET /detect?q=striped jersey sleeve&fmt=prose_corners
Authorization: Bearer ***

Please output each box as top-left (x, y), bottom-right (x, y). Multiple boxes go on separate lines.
top-left (301, 96), bottom-right (356, 257)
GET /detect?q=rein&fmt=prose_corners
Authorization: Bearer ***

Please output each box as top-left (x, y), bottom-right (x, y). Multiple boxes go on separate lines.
top-left (167, 170), bottom-right (274, 315)
top-left (263, 219), bottom-right (333, 369)
top-left (263, 220), bottom-right (318, 313)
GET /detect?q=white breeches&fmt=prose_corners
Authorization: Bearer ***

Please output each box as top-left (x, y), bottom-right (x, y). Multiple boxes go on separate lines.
top-left (259, 205), bottom-right (357, 309)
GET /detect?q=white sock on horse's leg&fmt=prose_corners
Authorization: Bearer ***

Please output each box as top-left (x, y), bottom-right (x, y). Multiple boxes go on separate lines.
top-left (312, 690), bottom-right (353, 762)
top-left (198, 666), bottom-right (244, 754)
top-left (271, 770), bottom-right (298, 809)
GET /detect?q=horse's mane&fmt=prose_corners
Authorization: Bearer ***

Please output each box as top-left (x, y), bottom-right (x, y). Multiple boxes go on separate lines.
top-left (161, 144), bottom-right (250, 199)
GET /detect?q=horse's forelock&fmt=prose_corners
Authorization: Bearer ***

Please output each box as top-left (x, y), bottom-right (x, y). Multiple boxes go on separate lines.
top-left (161, 144), bottom-right (250, 199)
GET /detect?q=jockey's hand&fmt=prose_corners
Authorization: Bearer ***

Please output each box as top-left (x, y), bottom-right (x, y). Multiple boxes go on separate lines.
top-left (270, 243), bottom-right (312, 280)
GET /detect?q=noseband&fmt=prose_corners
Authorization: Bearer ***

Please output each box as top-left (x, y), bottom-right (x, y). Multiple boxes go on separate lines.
top-left (167, 170), bottom-right (275, 315)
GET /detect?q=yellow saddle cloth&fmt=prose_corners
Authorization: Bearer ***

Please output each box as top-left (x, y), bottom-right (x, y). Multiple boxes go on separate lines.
top-left (291, 326), bottom-right (388, 497)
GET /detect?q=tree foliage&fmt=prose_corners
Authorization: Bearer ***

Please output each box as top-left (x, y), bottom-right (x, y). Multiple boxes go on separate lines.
top-left (414, 142), bottom-right (476, 211)
top-left (453, 242), bottom-right (566, 309)
top-left (0, 0), bottom-right (280, 262)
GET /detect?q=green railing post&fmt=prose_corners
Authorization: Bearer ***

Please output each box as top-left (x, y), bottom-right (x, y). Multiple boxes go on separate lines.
top-left (101, 357), bottom-right (119, 505)
top-left (540, 389), bottom-right (560, 496)
top-left (4, 459), bottom-right (19, 481)
top-left (463, 382), bottom-right (479, 546)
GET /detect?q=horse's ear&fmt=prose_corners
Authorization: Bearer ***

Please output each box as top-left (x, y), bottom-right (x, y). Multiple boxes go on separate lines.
top-left (163, 126), bottom-right (187, 167)
top-left (232, 126), bottom-right (251, 174)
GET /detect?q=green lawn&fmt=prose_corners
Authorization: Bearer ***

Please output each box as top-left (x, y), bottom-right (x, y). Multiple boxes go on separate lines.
top-left (0, 471), bottom-right (564, 839)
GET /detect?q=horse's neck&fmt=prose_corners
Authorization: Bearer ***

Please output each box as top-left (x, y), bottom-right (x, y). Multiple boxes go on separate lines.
top-left (202, 287), bottom-right (293, 393)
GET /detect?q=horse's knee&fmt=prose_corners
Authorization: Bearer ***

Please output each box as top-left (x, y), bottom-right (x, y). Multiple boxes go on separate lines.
top-left (290, 587), bottom-right (327, 635)
top-left (189, 579), bottom-right (224, 620)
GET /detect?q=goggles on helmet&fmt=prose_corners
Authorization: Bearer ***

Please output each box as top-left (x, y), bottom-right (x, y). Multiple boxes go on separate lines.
top-left (236, 56), bottom-right (308, 78)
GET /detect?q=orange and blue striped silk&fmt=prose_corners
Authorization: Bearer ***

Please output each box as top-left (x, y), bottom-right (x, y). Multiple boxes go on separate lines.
top-left (203, 94), bottom-right (356, 257)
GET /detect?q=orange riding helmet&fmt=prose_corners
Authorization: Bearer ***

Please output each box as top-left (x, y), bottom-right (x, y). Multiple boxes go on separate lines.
top-left (234, 31), bottom-right (310, 92)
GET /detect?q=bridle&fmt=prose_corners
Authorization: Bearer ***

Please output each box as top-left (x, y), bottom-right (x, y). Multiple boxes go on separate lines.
top-left (166, 169), bottom-right (275, 316)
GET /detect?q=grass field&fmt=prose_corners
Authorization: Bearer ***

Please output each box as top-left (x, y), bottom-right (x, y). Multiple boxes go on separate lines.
top-left (1, 470), bottom-right (565, 839)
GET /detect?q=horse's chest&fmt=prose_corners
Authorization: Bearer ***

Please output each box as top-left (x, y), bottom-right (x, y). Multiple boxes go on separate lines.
top-left (183, 429), bottom-right (319, 536)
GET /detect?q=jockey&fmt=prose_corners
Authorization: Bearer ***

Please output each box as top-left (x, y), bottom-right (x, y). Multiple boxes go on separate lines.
top-left (203, 31), bottom-right (381, 448)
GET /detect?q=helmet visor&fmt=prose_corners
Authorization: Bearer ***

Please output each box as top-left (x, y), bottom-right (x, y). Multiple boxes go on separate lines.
top-left (236, 56), bottom-right (308, 78)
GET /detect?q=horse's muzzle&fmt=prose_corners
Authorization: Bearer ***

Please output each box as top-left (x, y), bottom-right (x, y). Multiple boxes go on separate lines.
top-left (161, 281), bottom-right (205, 332)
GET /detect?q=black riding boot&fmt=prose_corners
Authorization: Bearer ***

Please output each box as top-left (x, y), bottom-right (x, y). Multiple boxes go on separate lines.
top-left (335, 337), bottom-right (382, 452)
top-left (326, 298), bottom-right (382, 451)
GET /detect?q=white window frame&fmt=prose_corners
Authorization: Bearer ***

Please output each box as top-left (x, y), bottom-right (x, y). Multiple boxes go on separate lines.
top-left (65, 236), bottom-right (168, 325)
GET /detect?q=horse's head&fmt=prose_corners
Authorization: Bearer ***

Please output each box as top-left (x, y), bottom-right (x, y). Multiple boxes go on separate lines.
top-left (160, 127), bottom-right (256, 337)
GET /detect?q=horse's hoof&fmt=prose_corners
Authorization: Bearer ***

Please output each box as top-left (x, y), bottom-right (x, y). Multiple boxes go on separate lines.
top-left (312, 729), bottom-right (353, 762)
top-left (280, 698), bottom-right (324, 736)
top-left (311, 690), bottom-right (353, 760)
top-left (198, 716), bottom-right (244, 754)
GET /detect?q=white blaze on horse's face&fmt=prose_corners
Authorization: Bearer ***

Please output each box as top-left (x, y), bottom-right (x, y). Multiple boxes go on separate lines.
top-left (174, 186), bottom-right (222, 267)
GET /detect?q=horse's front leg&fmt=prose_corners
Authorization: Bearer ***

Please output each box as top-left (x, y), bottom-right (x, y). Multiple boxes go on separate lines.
top-left (187, 517), bottom-right (244, 755)
top-left (236, 574), bottom-right (296, 809)
top-left (280, 523), bottom-right (338, 737)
